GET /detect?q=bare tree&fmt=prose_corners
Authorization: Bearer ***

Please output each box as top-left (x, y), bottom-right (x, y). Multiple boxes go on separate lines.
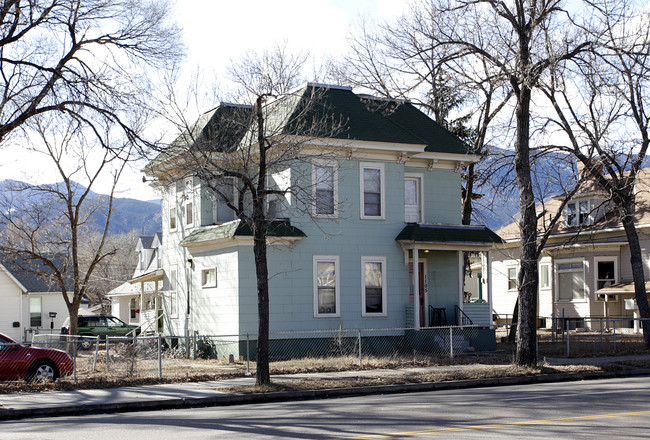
top-left (541, 0), bottom-right (650, 346)
top-left (390, 0), bottom-right (596, 366)
top-left (0, 0), bottom-right (182, 149)
top-left (0, 115), bottom-right (132, 335)
top-left (149, 47), bottom-right (346, 385)
top-left (332, 4), bottom-right (514, 238)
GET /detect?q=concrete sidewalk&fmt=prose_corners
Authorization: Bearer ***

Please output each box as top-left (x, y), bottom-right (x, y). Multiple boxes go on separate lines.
top-left (2, 354), bottom-right (650, 421)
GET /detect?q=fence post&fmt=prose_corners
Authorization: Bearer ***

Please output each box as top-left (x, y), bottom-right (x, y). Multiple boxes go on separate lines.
top-left (613, 319), bottom-right (617, 353)
top-left (106, 337), bottom-right (110, 373)
top-left (158, 334), bottom-right (162, 379)
top-left (358, 330), bottom-right (362, 366)
top-left (566, 319), bottom-right (570, 357)
top-left (450, 327), bottom-right (454, 358)
top-left (245, 333), bottom-right (252, 376)
top-left (73, 339), bottom-right (77, 382)
top-left (600, 317), bottom-right (603, 351)
top-left (93, 336), bottom-right (100, 372)
top-left (130, 336), bottom-right (136, 376)
top-left (551, 314), bottom-right (555, 344)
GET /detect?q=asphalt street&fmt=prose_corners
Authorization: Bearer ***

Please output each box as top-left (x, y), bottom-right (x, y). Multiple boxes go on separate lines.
top-left (2, 376), bottom-right (650, 439)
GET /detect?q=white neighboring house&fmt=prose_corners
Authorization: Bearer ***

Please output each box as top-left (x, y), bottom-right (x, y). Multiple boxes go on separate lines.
top-left (488, 166), bottom-right (650, 332)
top-left (108, 232), bottom-right (164, 335)
top-left (0, 256), bottom-right (88, 342)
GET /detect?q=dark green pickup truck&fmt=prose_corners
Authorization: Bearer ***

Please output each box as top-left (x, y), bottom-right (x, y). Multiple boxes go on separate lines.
top-left (61, 315), bottom-right (140, 349)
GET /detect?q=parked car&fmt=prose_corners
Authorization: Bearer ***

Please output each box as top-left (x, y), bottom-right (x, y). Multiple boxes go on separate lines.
top-left (0, 333), bottom-right (73, 382)
top-left (61, 314), bottom-right (141, 349)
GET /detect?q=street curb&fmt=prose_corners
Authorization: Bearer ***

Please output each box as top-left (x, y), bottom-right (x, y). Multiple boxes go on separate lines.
top-left (2, 368), bottom-right (650, 421)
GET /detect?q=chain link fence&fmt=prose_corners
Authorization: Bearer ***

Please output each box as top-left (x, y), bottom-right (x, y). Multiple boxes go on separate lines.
top-left (7, 319), bottom-right (646, 383)
top-left (5, 326), bottom-right (489, 382)
top-left (496, 317), bottom-right (650, 358)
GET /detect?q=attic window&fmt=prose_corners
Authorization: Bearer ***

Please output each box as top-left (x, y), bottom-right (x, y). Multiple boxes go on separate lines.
top-left (566, 200), bottom-right (592, 227)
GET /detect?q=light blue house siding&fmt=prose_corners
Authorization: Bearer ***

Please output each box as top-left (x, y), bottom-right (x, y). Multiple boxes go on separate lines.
top-left (228, 160), bottom-right (463, 335)
top-left (148, 84), bottom-right (502, 359)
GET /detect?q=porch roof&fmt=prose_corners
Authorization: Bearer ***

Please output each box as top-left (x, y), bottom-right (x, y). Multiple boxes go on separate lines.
top-left (396, 223), bottom-right (503, 250)
top-left (129, 269), bottom-right (164, 284)
top-left (597, 281), bottom-right (650, 295)
top-left (180, 219), bottom-right (306, 247)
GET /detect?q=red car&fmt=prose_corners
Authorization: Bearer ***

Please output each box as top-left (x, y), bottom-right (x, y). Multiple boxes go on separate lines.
top-left (0, 333), bottom-right (73, 382)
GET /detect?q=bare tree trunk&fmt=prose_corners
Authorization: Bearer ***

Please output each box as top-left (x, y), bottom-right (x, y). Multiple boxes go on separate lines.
top-left (620, 206), bottom-right (650, 348)
top-left (253, 220), bottom-right (271, 385)
top-left (508, 298), bottom-right (519, 343)
top-left (514, 82), bottom-right (539, 366)
top-left (254, 95), bottom-right (271, 386)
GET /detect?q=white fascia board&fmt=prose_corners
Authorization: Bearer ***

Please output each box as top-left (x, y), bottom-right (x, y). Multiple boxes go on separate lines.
top-left (288, 135), bottom-right (427, 154)
top-left (501, 222), bottom-right (650, 246)
top-left (411, 151), bottom-right (483, 164)
top-left (181, 236), bottom-right (304, 254)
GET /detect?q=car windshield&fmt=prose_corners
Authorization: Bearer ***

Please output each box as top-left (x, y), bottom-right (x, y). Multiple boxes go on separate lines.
top-left (0, 336), bottom-right (21, 350)
top-left (107, 317), bottom-right (125, 327)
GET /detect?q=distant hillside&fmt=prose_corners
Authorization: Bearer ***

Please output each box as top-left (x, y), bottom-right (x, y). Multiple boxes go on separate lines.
top-left (0, 180), bottom-right (161, 235)
top-left (471, 149), bottom-right (577, 231)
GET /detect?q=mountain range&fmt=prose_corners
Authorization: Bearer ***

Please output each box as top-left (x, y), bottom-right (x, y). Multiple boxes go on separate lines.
top-left (0, 180), bottom-right (161, 236)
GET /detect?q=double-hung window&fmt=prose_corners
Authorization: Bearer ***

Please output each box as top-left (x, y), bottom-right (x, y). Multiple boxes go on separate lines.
top-left (539, 263), bottom-right (551, 290)
top-left (360, 163), bottom-right (384, 219)
top-left (595, 258), bottom-right (617, 302)
top-left (213, 177), bottom-right (235, 224)
top-left (185, 177), bottom-right (194, 227)
top-left (362, 257), bottom-right (387, 316)
top-left (507, 267), bottom-right (518, 291)
top-left (169, 183), bottom-right (177, 231)
top-left (29, 297), bottom-right (42, 327)
top-left (566, 200), bottom-right (591, 227)
top-left (313, 162), bottom-right (337, 217)
top-left (314, 256), bottom-right (339, 317)
top-left (557, 260), bottom-right (586, 301)
top-left (168, 266), bottom-right (178, 318)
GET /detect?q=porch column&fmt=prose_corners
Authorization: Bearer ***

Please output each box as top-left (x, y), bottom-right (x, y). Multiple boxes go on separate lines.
top-left (486, 250), bottom-right (493, 329)
top-left (139, 281), bottom-right (144, 327)
top-left (458, 251), bottom-right (464, 313)
top-left (413, 248), bottom-right (420, 330)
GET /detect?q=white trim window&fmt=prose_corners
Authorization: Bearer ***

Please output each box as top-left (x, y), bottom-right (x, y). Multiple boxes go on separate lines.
top-left (566, 199), bottom-right (592, 227)
top-left (169, 183), bottom-right (177, 231)
top-left (29, 297), bottom-right (42, 327)
top-left (313, 256), bottom-right (340, 317)
top-left (507, 267), bottom-right (518, 291)
top-left (539, 263), bottom-right (551, 290)
top-left (185, 177), bottom-right (194, 227)
top-left (362, 257), bottom-right (387, 316)
top-left (556, 260), bottom-right (586, 301)
top-left (213, 177), bottom-right (236, 224)
top-left (360, 163), bottom-right (385, 219)
top-left (594, 257), bottom-right (618, 302)
top-left (404, 173), bottom-right (423, 223)
top-left (168, 266), bottom-right (178, 318)
top-left (313, 161), bottom-right (338, 217)
top-left (201, 267), bottom-right (217, 288)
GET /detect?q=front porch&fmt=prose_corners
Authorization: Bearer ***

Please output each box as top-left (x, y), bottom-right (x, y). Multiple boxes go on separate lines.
top-left (396, 223), bottom-right (504, 330)
top-left (129, 269), bottom-right (165, 335)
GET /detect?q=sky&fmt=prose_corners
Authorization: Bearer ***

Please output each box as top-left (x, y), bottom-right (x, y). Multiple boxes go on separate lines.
top-left (0, 0), bottom-right (408, 202)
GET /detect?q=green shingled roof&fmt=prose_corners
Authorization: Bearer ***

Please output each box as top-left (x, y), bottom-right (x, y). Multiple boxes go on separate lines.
top-left (396, 223), bottom-right (503, 245)
top-left (154, 84), bottom-right (473, 166)
top-left (180, 220), bottom-right (306, 247)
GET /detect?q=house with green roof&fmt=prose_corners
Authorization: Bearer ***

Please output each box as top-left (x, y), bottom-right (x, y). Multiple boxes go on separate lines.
top-left (144, 84), bottom-right (502, 357)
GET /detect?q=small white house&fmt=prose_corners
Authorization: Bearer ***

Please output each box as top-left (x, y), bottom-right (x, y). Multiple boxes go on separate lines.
top-left (0, 256), bottom-right (87, 342)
